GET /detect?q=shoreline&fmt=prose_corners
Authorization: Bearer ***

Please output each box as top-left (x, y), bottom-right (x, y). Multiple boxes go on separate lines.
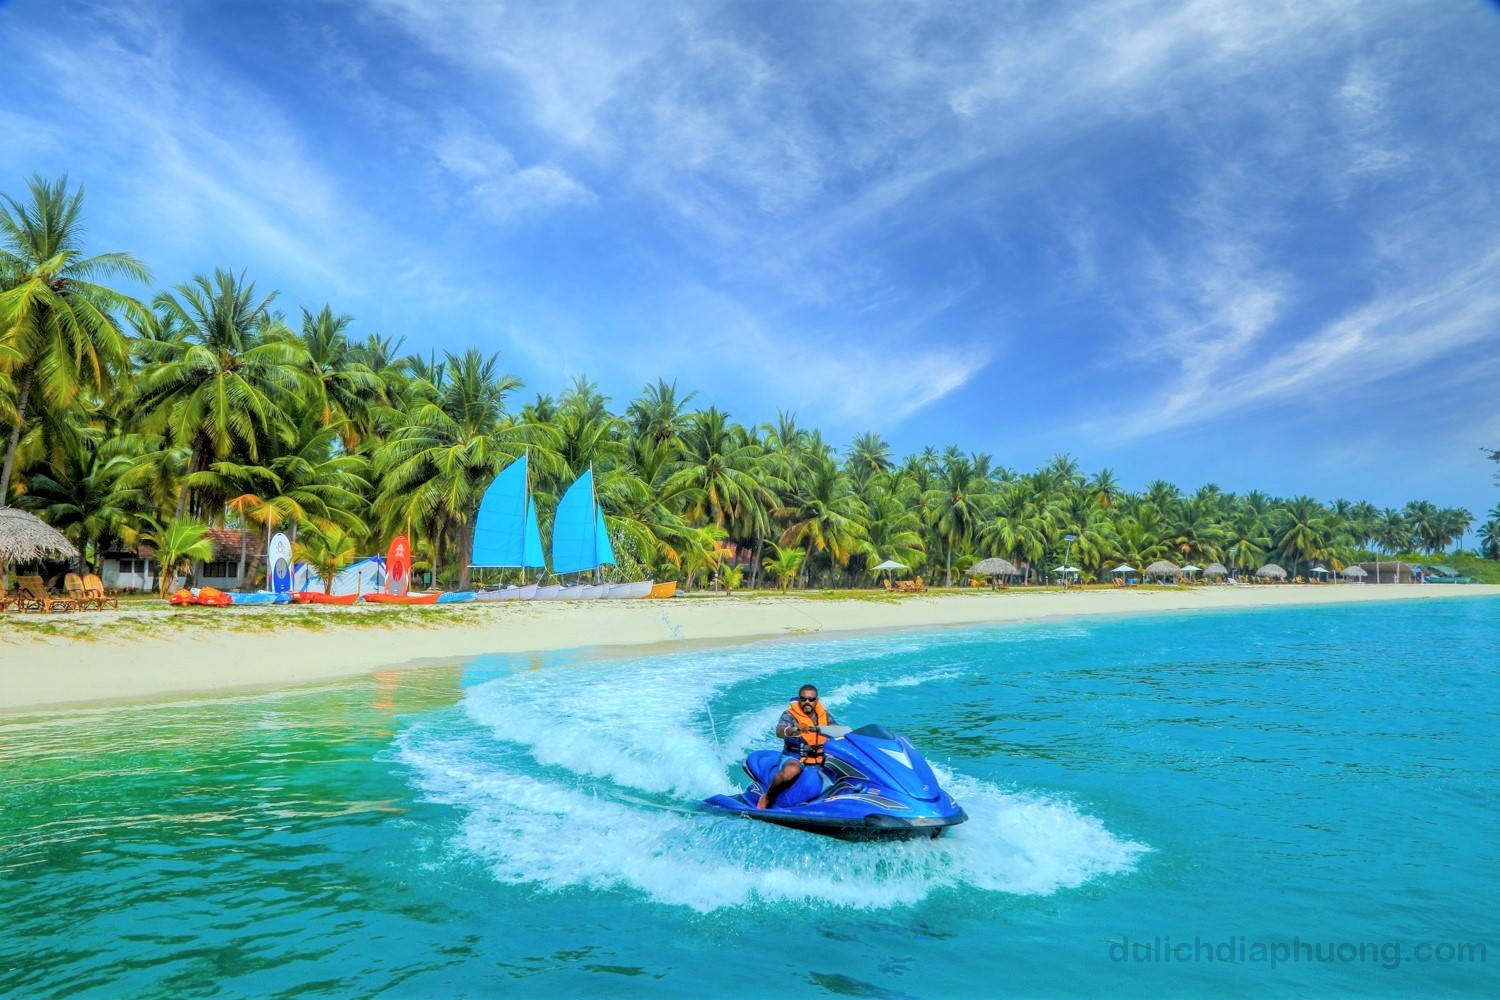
top-left (3, 585), bottom-right (1496, 715)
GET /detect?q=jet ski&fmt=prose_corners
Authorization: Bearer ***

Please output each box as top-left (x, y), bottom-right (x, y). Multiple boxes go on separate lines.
top-left (702, 724), bottom-right (967, 840)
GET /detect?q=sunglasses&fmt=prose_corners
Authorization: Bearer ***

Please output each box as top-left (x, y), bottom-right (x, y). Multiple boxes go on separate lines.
top-left (797, 695), bottom-right (817, 703)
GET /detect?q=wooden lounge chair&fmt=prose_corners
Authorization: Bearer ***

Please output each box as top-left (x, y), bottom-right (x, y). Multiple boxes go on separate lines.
top-left (83, 573), bottom-right (120, 610)
top-left (0, 578), bottom-right (20, 613)
top-left (65, 573), bottom-right (99, 611)
top-left (883, 578), bottom-right (894, 593)
top-left (17, 575), bottom-right (76, 613)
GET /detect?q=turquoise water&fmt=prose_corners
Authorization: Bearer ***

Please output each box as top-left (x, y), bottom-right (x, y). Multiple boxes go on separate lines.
top-left (3, 597), bottom-right (1497, 997)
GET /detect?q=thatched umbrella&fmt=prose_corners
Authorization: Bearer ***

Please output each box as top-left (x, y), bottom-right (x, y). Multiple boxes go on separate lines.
top-left (1255, 563), bottom-right (1287, 580)
top-left (1341, 565), bottom-right (1367, 582)
top-left (1144, 559), bottom-right (1180, 582)
top-left (0, 507), bottom-right (79, 580)
top-left (968, 557), bottom-right (1019, 577)
top-left (1204, 562), bottom-right (1229, 577)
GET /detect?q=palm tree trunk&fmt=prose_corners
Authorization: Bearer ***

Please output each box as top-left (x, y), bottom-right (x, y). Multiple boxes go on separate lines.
top-left (237, 527), bottom-right (248, 587)
top-left (945, 544), bottom-right (953, 587)
top-left (457, 521), bottom-right (475, 591)
top-left (0, 368), bottom-right (35, 504)
top-left (751, 537), bottom-right (764, 590)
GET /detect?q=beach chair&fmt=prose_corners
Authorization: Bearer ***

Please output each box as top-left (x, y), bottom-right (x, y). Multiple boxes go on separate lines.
top-left (915, 577), bottom-right (926, 593)
top-left (17, 575), bottom-right (76, 613)
top-left (0, 578), bottom-right (19, 613)
top-left (65, 573), bottom-right (99, 611)
top-left (882, 577), bottom-right (894, 593)
top-left (83, 573), bottom-right (120, 610)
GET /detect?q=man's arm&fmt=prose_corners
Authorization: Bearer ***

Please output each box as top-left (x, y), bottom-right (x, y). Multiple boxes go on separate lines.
top-left (775, 711), bottom-right (800, 738)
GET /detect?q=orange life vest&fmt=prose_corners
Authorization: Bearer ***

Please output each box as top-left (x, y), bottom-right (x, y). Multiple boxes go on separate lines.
top-left (784, 699), bottom-right (831, 765)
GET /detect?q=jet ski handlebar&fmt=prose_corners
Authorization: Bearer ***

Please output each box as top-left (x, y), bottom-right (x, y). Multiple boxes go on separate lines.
top-left (804, 724), bottom-right (851, 739)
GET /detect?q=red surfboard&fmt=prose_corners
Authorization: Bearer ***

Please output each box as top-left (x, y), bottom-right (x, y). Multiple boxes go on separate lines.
top-left (385, 535), bottom-right (411, 597)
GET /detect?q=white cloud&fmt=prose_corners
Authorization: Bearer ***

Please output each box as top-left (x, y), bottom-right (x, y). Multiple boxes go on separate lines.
top-left (434, 124), bottom-right (595, 222)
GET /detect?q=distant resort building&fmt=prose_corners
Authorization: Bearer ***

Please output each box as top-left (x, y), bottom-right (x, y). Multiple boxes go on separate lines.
top-left (1347, 561), bottom-right (1424, 584)
top-left (101, 528), bottom-right (265, 592)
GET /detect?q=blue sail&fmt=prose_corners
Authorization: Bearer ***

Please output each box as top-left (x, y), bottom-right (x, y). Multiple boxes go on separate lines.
top-left (471, 455), bottom-right (529, 567)
top-left (551, 469), bottom-right (598, 575)
top-left (522, 496), bottom-right (545, 569)
top-left (594, 501), bottom-right (616, 566)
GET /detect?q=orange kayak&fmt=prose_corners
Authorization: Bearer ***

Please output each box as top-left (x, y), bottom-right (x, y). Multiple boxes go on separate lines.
top-left (649, 581), bottom-right (678, 599)
top-left (361, 592), bottom-right (441, 605)
top-left (294, 591), bottom-right (359, 606)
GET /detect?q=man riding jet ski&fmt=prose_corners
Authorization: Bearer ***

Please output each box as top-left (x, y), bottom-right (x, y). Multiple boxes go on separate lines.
top-left (702, 684), bottom-right (967, 840)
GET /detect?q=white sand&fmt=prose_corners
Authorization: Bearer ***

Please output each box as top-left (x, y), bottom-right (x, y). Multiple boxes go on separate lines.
top-left (1, 585), bottom-right (1495, 713)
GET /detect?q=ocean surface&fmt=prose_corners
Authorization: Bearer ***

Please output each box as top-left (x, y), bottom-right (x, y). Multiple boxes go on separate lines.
top-left (2, 597), bottom-right (1497, 997)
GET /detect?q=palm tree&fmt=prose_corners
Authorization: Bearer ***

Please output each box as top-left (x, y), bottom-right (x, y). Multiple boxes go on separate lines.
top-left (1403, 500), bottom-right (1440, 554)
top-left (1088, 468), bottom-right (1121, 510)
top-left (861, 476), bottom-right (926, 582)
top-left (925, 453), bottom-right (990, 586)
top-left (299, 305), bottom-right (382, 448)
top-left (134, 269), bottom-right (308, 517)
top-left (845, 432), bottom-right (894, 485)
top-left (981, 480), bottom-right (1057, 584)
top-left (147, 516), bottom-right (215, 597)
top-left (1372, 509), bottom-right (1411, 584)
top-left (779, 454), bottom-right (868, 587)
top-left (0, 175), bottom-right (149, 501)
top-left (16, 432), bottom-right (146, 571)
top-left (296, 523), bottom-right (359, 594)
top-left (1273, 496), bottom-right (1334, 577)
top-left (761, 542), bottom-right (806, 593)
top-left (626, 378), bottom-right (697, 446)
top-left (665, 407), bottom-right (767, 530)
top-left (1478, 505), bottom-right (1500, 560)
top-left (372, 349), bottom-right (532, 589)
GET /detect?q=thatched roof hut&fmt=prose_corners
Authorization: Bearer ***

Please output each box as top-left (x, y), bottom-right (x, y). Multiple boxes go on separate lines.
top-left (1255, 563), bottom-right (1287, 579)
top-left (0, 507), bottom-right (79, 573)
top-left (1341, 565), bottom-right (1367, 579)
top-left (1144, 560), bottom-right (1180, 580)
top-left (968, 557), bottom-right (1019, 577)
top-left (1204, 562), bottom-right (1229, 577)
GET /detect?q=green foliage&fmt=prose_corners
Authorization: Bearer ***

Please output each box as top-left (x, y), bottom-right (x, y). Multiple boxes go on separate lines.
top-left (3, 174), bottom-right (1495, 599)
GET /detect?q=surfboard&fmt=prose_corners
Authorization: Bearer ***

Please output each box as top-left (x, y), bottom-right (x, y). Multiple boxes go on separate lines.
top-left (269, 533), bottom-right (293, 596)
top-left (385, 535), bottom-right (412, 597)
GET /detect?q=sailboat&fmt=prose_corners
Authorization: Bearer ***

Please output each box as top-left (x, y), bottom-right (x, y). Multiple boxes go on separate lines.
top-left (550, 468), bottom-right (619, 600)
top-left (471, 454), bottom-right (547, 601)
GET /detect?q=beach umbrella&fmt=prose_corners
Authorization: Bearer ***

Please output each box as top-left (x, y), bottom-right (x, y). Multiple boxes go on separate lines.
top-left (871, 557), bottom-right (908, 585)
top-left (968, 557), bottom-right (1019, 577)
top-left (0, 506), bottom-right (80, 577)
top-left (1144, 560), bottom-right (1180, 581)
top-left (1255, 563), bottom-right (1287, 579)
top-left (1053, 565), bottom-right (1080, 573)
top-left (1181, 564), bottom-right (1202, 573)
top-left (1110, 564), bottom-right (1136, 574)
top-left (1204, 563), bottom-right (1229, 577)
top-left (1309, 566), bottom-right (1329, 575)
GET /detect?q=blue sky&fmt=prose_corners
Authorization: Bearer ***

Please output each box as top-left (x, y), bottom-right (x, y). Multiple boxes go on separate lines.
top-left (4, 0), bottom-right (1499, 528)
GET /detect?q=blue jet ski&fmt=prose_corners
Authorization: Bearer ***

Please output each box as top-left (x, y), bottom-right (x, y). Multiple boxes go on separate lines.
top-left (702, 724), bottom-right (967, 840)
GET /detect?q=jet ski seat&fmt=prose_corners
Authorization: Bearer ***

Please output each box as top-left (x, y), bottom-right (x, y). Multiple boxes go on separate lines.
top-left (745, 750), bottom-right (832, 808)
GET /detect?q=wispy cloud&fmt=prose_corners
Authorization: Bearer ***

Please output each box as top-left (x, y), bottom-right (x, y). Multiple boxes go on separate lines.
top-left (434, 122), bottom-right (595, 222)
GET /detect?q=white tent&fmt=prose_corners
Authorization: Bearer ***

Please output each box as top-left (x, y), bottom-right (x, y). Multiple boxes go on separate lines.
top-left (295, 555), bottom-right (387, 596)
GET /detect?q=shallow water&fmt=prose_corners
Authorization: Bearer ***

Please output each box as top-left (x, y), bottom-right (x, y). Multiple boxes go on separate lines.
top-left (2, 597), bottom-right (1496, 996)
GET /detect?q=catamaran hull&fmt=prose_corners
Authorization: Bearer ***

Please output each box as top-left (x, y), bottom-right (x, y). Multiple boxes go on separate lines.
top-left (534, 584), bottom-right (562, 600)
top-left (606, 581), bottom-right (652, 599)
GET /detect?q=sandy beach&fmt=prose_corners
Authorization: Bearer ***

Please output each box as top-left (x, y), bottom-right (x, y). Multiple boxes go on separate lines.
top-left (0, 585), bottom-right (1493, 714)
